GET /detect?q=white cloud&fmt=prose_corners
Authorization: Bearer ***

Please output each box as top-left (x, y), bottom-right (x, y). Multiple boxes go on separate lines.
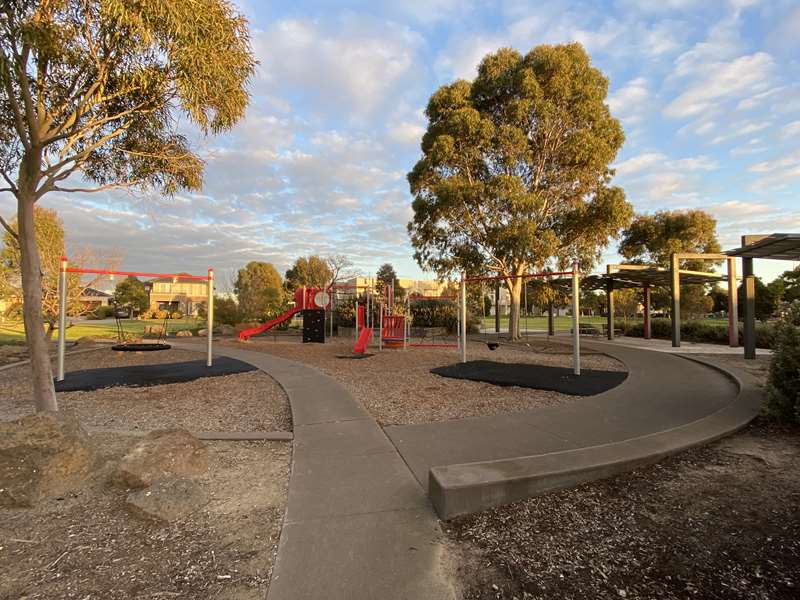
top-left (607, 77), bottom-right (651, 124)
top-left (781, 121), bottom-right (800, 139)
top-left (254, 16), bottom-right (424, 119)
top-left (665, 52), bottom-right (775, 118)
top-left (747, 150), bottom-right (800, 191)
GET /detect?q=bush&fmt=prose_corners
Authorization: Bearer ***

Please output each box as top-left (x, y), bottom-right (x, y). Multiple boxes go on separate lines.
top-left (621, 318), bottom-right (775, 349)
top-left (409, 299), bottom-right (458, 331)
top-left (766, 301), bottom-right (800, 423)
top-left (153, 309), bottom-right (169, 320)
top-left (170, 311), bottom-right (183, 320)
top-left (88, 305), bottom-right (115, 319)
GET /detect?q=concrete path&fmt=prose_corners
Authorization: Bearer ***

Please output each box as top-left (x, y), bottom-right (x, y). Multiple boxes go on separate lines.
top-left (173, 341), bottom-right (456, 600)
top-left (385, 340), bottom-right (743, 490)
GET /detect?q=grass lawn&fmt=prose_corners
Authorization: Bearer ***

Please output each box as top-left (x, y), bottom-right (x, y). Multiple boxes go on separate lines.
top-left (480, 315), bottom-right (732, 330)
top-left (0, 318), bottom-right (203, 345)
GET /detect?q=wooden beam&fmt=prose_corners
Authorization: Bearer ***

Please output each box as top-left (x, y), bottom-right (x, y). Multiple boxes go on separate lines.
top-left (670, 253), bottom-right (681, 347)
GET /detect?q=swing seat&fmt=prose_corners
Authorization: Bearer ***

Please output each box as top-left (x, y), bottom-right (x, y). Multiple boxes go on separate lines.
top-left (112, 343), bottom-right (172, 352)
top-left (486, 342), bottom-right (499, 351)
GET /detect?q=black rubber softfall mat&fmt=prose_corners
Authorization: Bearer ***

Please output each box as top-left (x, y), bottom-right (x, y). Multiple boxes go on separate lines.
top-left (430, 360), bottom-right (627, 396)
top-left (55, 356), bottom-right (257, 392)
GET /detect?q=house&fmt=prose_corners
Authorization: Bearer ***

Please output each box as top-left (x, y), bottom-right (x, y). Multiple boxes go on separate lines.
top-left (343, 276), bottom-right (450, 298)
top-left (147, 275), bottom-right (209, 316)
top-left (79, 287), bottom-right (112, 311)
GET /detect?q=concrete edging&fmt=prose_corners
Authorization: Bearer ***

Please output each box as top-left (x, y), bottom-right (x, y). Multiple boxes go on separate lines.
top-left (429, 356), bottom-right (762, 520)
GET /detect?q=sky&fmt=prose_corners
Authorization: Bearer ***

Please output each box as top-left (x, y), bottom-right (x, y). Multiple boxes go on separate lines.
top-left (1, 0), bottom-right (799, 288)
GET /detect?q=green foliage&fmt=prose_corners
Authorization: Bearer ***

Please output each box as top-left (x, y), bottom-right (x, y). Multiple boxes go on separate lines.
top-left (409, 298), bottom-right (459, 332)
top-left (113, 277), bottom-right (149, 314)
top-left (408, 43), bottom-right (631, 338)
top-left (0, 207), bottom-right (87, 326)
top-left (709, 285), bottom-right (728, 313)
top-left (738, 277), bottom-right (778, 321)
top-left (212, 296), bottom-right (241, 326)
top-left (285, 255), bottom-right (333, 290)
top-left (622, 318), bottom-right (775, 348)
top-left (766, 301), bottom-right (800, 423)
top-left (619, 210), bottom-right (721, 269)
top-left (0, 0), bottom-right (256, 198)
top-left (88, 305), bottom-right (115, 320)
top-left (235, 261), bottom-right (285, 321)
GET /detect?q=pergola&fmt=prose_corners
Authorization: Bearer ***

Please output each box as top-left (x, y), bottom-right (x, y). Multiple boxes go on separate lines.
top-left (726, 234), bottom-right (800, 359)
top-left (595, 262), bottom-right (735, 345)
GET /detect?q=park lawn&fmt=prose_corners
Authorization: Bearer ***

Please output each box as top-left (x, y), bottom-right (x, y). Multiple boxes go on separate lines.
top-left (0, 318), bottom-right (202, 345)
top-left (480, 315), bottom-right (607, 330)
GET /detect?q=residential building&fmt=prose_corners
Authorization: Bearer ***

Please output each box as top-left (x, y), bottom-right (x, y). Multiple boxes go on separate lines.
top-left (147, 275), bottom-right (209, 316)
top-left (79, 287), bottom-right (112, 310)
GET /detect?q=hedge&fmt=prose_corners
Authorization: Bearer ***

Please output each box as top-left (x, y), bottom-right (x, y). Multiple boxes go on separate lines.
top-left (766, 301), bottom-right (800, 423)
top-left (622, 318), bottom-right (775, 349)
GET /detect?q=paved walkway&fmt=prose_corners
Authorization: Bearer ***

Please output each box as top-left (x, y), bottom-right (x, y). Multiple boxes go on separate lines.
top-left (385, 339), bottom-right (747, 490)
top-left (174, 341), bottom-right (457, 600)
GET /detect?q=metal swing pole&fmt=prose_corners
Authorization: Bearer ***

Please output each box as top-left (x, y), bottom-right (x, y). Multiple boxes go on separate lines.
top-left (571, 260), bottom-right (580, 375)
top-left (460, 273), bottom-right (467, 363)
top-left (56, 256), bottom-right (68, 381)
top-left (207, 268), bottom-right (214, 367)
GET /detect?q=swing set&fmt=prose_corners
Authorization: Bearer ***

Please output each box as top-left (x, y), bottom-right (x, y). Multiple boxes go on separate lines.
top-left (55, 257), bottom-right (215, 382)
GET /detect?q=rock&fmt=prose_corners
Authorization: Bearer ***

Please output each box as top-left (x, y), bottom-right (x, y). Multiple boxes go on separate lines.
top-left (113, 429), bottom-right (208, 489)
top-left (75, 336), bottom-right (97, 345)
top-left (0, 413), bottom-right (95, 507)
top-left (197, 329), bottom-right (207, 337)
top-left (220, 325), bottom-right (236, 336)
top-left (125, 478), bottom-right (207, 522)
top-left (175, 330), bottom-right (193, 337)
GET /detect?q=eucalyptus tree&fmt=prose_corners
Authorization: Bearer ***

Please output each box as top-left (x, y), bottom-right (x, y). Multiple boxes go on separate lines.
top-left (0, 0), bottom-right (256, 411)
top-left (408, 43), bottom-right (631, 338)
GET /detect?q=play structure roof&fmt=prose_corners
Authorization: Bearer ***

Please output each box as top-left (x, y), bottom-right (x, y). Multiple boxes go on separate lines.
top-left (725, 233), bottom-right (800, 261)
top-left (550, 268), bottom-right (725, 292)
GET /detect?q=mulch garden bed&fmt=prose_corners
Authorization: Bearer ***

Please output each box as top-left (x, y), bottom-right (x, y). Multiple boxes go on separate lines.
top-left (446, 348), bottom-right (799, 600)
top-left (222, 337), bottom-right (625, 426)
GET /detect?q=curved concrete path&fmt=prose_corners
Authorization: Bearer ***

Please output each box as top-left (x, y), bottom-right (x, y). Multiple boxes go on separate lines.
top-left (173, 341), bottom-right (457, 600)
top-left (385, 339), bottom-right (761, 517)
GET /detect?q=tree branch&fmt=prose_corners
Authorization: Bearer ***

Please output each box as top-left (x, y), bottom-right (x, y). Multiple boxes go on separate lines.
top-left (0, 51), bottom-right (31, 150)
top-left (0, 168), bottom-right (17, 193)
top-left (0, 214), bottom-right (18, 241)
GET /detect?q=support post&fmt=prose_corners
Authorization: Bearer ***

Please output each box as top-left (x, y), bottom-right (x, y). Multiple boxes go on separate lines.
top-left (207, 268), bottom-right (214, 367)
top-left (643, 286), bottom-right (651, 340)
top-left (494, 284), bottom-right (500, 333)
top-left (572, 260), bottom-right (580, 375)
top-left (743, 256), bottom-right (756, 359)
top-left (605, 266), bottom-right (615, 341)
top-left (460, 274), bottom-right (467, 363)
top-left (547, 299), bottom-right (554, 336)
top-left (378, 302), bottom-right (383, 351)
top-left (56, 256), bottom-right (68, 382)
top-left (670, 253), bottom-right (681, 347)
top-left (727, 257), bottom-right (738, 347)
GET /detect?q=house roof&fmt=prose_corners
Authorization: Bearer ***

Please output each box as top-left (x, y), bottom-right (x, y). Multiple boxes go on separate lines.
top-left (80, 287), bottom-right (112, 297)
top-left (148, 273), bottom-right (207, 284)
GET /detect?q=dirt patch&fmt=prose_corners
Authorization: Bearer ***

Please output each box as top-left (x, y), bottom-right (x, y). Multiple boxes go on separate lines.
top-left (222, 337), bottom-right (624, 426)
top-left (0, 348), bottom-right (291, 432)
top-left (0, 432), bottom-right (290, 599)
top-left (447, 418), bottom-right (800, 600)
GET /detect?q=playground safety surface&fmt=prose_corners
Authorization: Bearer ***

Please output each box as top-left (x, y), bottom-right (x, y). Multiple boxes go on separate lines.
top-left (54, 356), bottom-right (257, 392)
top-left (431, 359), bottom-right (627, 395)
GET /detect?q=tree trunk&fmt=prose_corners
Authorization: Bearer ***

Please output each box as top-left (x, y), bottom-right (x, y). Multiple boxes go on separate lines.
top-left (18, 180), bottom-right (58, 411)
top-left (506, 276), bottom-right (523, 340)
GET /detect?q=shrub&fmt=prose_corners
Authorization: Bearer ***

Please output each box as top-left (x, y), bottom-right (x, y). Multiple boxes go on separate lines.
top-left (154, 309), bottom-right (169, 320)
top-left (409, 299), bottom-right (458, 331)
top-left (766, 301), bottom-right (800, 423)
top-left (170, 311), bottom-right (183, 320)
top-left (621, 318), bottom-right (774, 349)
top-left (88, 305), bottom-right (115, 320)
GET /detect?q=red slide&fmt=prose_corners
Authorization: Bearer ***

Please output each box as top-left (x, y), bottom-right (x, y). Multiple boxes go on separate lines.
top-left (238, 307), bottom-right (301, 341)
top-left (354, 327), bottom-right (373, 354)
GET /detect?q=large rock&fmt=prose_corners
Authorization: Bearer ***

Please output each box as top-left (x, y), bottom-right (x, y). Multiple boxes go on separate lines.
top-left (220, 325), bottom-right (236, 336)
top-left (113, 429), bottom-right (208, 489)
top-left (125, 478), bottom-right (207, 522)
top-left (0, 413), bottom-right (95, 507)
top-left (175, 330), bottom-right (193, 337)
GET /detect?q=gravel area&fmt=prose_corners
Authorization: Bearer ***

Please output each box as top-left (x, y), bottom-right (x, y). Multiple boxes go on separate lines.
top-left (448, 417), bottom-right (800, 600)
top-left (0, 347), bottom-right (291, 432)
top-left (0, 432), bottom-right (291, 599)
top-left (222, 336), bottom-right (625, 426)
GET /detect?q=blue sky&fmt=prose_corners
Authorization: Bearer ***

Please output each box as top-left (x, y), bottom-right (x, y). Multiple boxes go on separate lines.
top-left (2, 0), bottom-right (799, 286)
